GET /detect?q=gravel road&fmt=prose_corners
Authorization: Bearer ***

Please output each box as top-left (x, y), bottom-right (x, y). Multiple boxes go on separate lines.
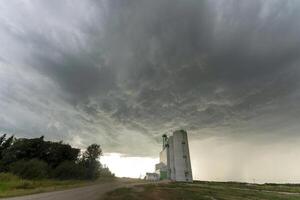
top-left (2, 179), bottom-right (143, 200)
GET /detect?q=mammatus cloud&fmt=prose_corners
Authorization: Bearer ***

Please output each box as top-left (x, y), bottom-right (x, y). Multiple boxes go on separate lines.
top-left (1, 0), bottom-right (300, 181)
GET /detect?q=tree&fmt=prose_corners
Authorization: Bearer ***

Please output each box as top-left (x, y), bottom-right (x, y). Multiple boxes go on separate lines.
top-left (0, 134), bottom-right (14, 159)
top-left (83, 144), bottom-right (102, 161)
top-left (41, 141), bottom-right (80, 168)
top-left (0, 134), bottom-right (14, 172)
top-left (81, 144), bottom-right (103, 180)
top-left (0, 134), bottom-right (111, 180)
top-left (1, 137), bottom-right (80, 168)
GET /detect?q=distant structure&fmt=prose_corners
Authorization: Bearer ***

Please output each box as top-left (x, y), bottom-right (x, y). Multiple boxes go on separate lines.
top-left (145, 172), bottom-right (159, 181)
top-left (155, 130), bottom-right (193, 182)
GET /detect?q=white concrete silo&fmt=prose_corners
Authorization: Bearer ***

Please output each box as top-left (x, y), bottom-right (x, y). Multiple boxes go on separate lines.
top-left (169, 130), bottom-right (193, 182)
top-left (155, 130), bottom-right (193, 182)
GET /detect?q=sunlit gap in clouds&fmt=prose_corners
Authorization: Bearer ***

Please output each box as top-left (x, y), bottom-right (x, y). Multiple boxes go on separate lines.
top-left (100, 153), bottom-right (159, 178)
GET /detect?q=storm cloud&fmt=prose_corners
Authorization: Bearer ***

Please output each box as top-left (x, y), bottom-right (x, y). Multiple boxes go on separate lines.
top-left (1, 0), bottom-right (300, 181)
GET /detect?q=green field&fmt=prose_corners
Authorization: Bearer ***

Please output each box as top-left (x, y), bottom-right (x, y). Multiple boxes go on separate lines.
top-left (0, 173), bottom-right (112, 198)
top-left (104, 181), bottom-right (300, 200)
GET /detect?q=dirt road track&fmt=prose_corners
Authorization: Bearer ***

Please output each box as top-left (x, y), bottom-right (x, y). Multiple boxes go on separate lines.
top-left (2, 179), bottom-right (143, 200)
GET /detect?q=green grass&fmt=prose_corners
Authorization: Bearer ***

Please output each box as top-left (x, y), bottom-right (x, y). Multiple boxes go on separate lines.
top-left (103, 181), bottom-right (300, 200)
top-left (0, 173), bottom-right (114, 198)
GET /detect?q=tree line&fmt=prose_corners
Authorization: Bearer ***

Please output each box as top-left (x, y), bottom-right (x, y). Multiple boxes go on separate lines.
top-left (0, 134), bottom-right (114, 180)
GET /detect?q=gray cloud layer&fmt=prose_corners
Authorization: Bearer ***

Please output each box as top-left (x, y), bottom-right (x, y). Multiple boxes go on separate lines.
top-left (1, 0), bottom-right (300, 158)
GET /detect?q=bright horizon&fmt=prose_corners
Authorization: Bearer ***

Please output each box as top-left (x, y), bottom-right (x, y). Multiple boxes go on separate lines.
top-left (101, 136), bottom-right (300, 183)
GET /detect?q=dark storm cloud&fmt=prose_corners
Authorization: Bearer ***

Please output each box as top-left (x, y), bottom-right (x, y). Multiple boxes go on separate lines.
top-left (1, 0), bottom-right (300, 156)
top-left (33, 53), bottom-right (116, 101)
top-left (97, 0), bottom-right (300, 136)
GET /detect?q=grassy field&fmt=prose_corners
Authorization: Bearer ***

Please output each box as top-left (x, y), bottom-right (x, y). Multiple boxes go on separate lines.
top-left (0, 173), bottom-right (113, 198)
top-left (103, 181), bottom-right (300, 200)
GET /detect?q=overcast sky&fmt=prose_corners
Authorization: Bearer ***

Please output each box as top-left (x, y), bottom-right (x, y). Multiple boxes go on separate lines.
top-left (1, 0), bottom-right (300, 182)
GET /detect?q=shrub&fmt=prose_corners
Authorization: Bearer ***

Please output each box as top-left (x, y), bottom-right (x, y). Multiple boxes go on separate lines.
top-left (0, 161), bottom-right (8, 173)
top-left (15, 180), bottom-right (34, 189)
top-left (9, 159), bottom-right (49, 179)
top-left (0, 172), bottom-right (20, 182)
top-left (99, 167), bottom-right (115, 177)
top-left (82, 160), bottom-right (101, 180)
top-left (53, 161), bottom-right (85, 180)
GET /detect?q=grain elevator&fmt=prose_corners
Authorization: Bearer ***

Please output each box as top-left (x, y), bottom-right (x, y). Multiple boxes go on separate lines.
top-left (155, 130), bottom-right (193, 182)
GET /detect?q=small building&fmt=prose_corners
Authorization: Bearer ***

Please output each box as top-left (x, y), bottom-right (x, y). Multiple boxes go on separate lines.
top-left (155, 162), bottom-right (168, 180)
top-left (145, 173), bottom-right (160, 181)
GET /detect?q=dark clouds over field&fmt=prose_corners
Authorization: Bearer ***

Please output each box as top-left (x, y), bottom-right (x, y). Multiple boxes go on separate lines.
top-left (1, 0), bottom-right (300, 159)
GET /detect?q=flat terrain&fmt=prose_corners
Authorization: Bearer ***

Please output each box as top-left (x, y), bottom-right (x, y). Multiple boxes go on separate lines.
top-left (104, 181), bottom-right (300, 200)
top-left (0, 179), bottom-right (93, 198)
top-left (1, 178), bottom-right (144, 200)
top-left (2, 179), bottom-right (300, 200)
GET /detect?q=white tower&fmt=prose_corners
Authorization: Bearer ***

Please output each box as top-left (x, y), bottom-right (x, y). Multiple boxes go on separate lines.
top-left (156, 130), bottom-right (193, 182)
top-left (168, 130), bottom-right (193, 182)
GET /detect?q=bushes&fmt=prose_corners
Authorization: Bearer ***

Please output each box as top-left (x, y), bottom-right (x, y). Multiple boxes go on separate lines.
top-left (100, 167), bottom-right (115, 177)
top-left (9, 159), bottom-right (49, 180)
top-left (8, 159), bottom-right (107, 181)
top-left (82, 160), bottom-right (101, 180)
top-left (7, 159), bottom-right (113, 181)
top-left (53, 161), bottom-right (85, 180)
top-left (15, 180), bottom-right (35, 189)
top-left (1, 136), bottom-right (80, 168)
top-left (0, 173), bottom-right (19, 182)
top-left (0, 134), bottom-right (114, 181)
